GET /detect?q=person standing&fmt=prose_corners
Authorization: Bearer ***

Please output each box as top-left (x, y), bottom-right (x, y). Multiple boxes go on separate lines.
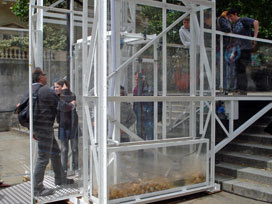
top-left (19, 68), bottom-right (75, 196)
top-left (54, 79), bottom-right (79, 176)
top-left (217, 11), bottom-right (233, 93)
top-left (133, 72), bottom-right (154, 140)
top-left (227, 8), bottom-right (259, 95)
top-left (179, 16), bottom-right (191, 48)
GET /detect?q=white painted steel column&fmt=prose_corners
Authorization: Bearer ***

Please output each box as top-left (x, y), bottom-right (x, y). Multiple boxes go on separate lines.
top-left (199, 9), bottom-right (204, 135)
top-left (82, 0), bottom-right (89, 201)
top-left (36, 0), bottom-right (43, 68)
top-left (154, 42), bottom-right (158, 139)
top-left (70, 0), bottom-right (74, 91)
top-left (219, 35), bottom-right (223, 91)
top-left (189, 7), bottom-right (196, 139)
top-left (162, 0), bottom-right (167, 140)
top-left (210, 0), bottom-right (216, 186)
top-left (29, 1), bottom-right (35, 203)
top-left (109, 0), bottom-right (116, 141)
top-left (97, 0), bottom-right (108, 203)
top-left (229, 100), bottom-right (234, 134)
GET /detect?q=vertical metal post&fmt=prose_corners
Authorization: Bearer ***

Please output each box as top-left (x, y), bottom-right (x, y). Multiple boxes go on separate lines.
top-left (70, 0), bottom-right (74, 91)
top-left (210, 0), bottom-right (216, 186)
top-left (162, 0), bottom-right (167, 140)
top-left (29, 2), bottom-right (35, 203)
top-left (36, 0), bottom-right (43, 68)
top-left (190, 8), bottom-right (196, 139)
top-left (199, 9), bottom-right (204, 135)
top-left (220, 35), bottom-right (223, 91)
top-left (229, 100), bottom-right (234, 134)
top-left (82, 0), bottom-right (89, 201)
top-left (154, 42), bottom-right (158, 139)
top-left (97, 0), bottom-right (108, 203)
top-left (109, 0), bottom-right (116, 141)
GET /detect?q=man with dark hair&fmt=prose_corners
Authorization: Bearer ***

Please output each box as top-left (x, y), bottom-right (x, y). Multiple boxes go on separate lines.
top-left (227, 8), bottom-right (259, 95)
top-left (19, 67), bottom-right (75, 196)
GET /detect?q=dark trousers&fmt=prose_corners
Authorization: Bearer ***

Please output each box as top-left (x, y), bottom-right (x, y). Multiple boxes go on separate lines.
top-left (33, 128), bottom-right (64, 193)
top-left (235, 49), bottom-right (251, 92)
top-left (59, 128), bottom-right (79, 172)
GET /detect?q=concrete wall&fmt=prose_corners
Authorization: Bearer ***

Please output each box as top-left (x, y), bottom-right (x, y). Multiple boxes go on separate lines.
top-left (0, 57), bottom-right (68, 131)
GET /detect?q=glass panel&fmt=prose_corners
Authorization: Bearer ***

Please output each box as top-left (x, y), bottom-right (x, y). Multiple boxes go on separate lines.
top-left (30, 16), bottom-right (82, 202)
top-left (217, 33), bottom-right (272, 95)
top-left (106, 140), bottom-right (208, 201)
top-left (0, 29), bottom-right (29, 185)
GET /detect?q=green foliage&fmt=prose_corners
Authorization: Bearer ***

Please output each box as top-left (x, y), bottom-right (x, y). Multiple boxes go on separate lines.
top-left (141, 4), bottom-right (183, 43)
top-left (216, 0), bottom-right (272, 39)
top-left (141, 0), bottom-right (272, 41)
top-left (43, 25), bottom-right (67, 50)
top-left (10, 0), bottom-right (66, 22)
top-left (0, 25), bottom-right (67, 51)
top-left (9, 0), bottom-right (67, 51)
top-left (10, 0), bottom-right (29, 22)
top-left (0, 36), bottom-right (28, 50)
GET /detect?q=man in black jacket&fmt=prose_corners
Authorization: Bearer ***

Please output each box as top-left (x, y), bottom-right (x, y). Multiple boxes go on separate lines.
top-left (21, 68), bottom-right (75, 196)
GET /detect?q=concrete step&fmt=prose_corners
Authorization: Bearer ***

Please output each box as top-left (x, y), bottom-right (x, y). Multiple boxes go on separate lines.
top-left (246, 124), bottom-right (266, 134)
top-left (216, 162), bottom-right (272, 186)
top-left (226, 141), bottom-right (272, 156)
top-left (239, 133), bottom-right (272, 145)
top-left (217, 151), bottom-right (272, 169)
top-left (221, 178), bottom-right (272, 203)
top-left (215, 162), bottom-right (242, 178)
top-left (253, 116), bottom-right (272, 125)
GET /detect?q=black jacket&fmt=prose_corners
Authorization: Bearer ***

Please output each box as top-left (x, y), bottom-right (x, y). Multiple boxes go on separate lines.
top-left (57, 89), bottom-right (78, 132)
top-left (21, 83), bottom-right (74, 131)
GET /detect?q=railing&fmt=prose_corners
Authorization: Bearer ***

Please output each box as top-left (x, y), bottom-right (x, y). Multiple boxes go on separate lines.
top-left (0, 47), bottom-right (28, 60)
top-left (214, 29), bottom-right (272, 93)
top-left (0, 47), bottom-right (67, 61)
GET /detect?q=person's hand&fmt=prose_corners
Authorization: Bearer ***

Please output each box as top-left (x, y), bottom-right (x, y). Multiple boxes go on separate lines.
top-left (71, 100), bottom-right (77, 107)
top-left (62, 83), bottom-right (68, 90)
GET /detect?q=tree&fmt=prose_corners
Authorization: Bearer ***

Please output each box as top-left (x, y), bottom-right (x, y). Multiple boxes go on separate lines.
top-left (141, 0), bottom-right (272, 41)
top-left (216, 0), bottom-right (272, 39)
top-left (8, 0), bottom-right (68, 51)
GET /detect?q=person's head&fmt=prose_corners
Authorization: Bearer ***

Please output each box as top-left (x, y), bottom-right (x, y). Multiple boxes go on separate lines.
top-left (54, 79), bottom-right (70, 95)
top-left (221, 11), bottom-right (228, 18)
top-left (32, 67), bottom-right (47, 85)
top-left (134, 71), bottom-right (144, 85)
top-left (227, 8), bottom-right (239, 22)
top-left (183, 16), bottom-right (190, 29)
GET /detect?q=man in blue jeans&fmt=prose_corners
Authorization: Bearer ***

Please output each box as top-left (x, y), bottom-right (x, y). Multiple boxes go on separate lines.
top-left (227, 8), bottom-right (259, 95)
top-left (20, 68), bottom-right (75, 196)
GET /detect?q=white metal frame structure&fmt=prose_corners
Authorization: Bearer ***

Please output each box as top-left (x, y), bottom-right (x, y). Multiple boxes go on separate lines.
top-left (215, 31), bottom-right (272, 153)
top-left (28, 0), bottom-right (221, 204)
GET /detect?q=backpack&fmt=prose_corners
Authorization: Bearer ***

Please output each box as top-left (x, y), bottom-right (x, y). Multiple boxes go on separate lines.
top-left (16, 86), bottom-right (42, 128)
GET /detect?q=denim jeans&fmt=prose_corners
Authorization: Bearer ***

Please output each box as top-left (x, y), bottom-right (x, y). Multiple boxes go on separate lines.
top-left (59, 128), bottom-right (79, 172)
top-left (224, 61), bottom-right (237, 91)
top-left (33, 128), bottom-right (65, 193)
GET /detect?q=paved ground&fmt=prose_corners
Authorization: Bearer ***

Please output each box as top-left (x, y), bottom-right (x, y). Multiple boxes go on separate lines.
top-left (0, 130), bottom-right (269, 204)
